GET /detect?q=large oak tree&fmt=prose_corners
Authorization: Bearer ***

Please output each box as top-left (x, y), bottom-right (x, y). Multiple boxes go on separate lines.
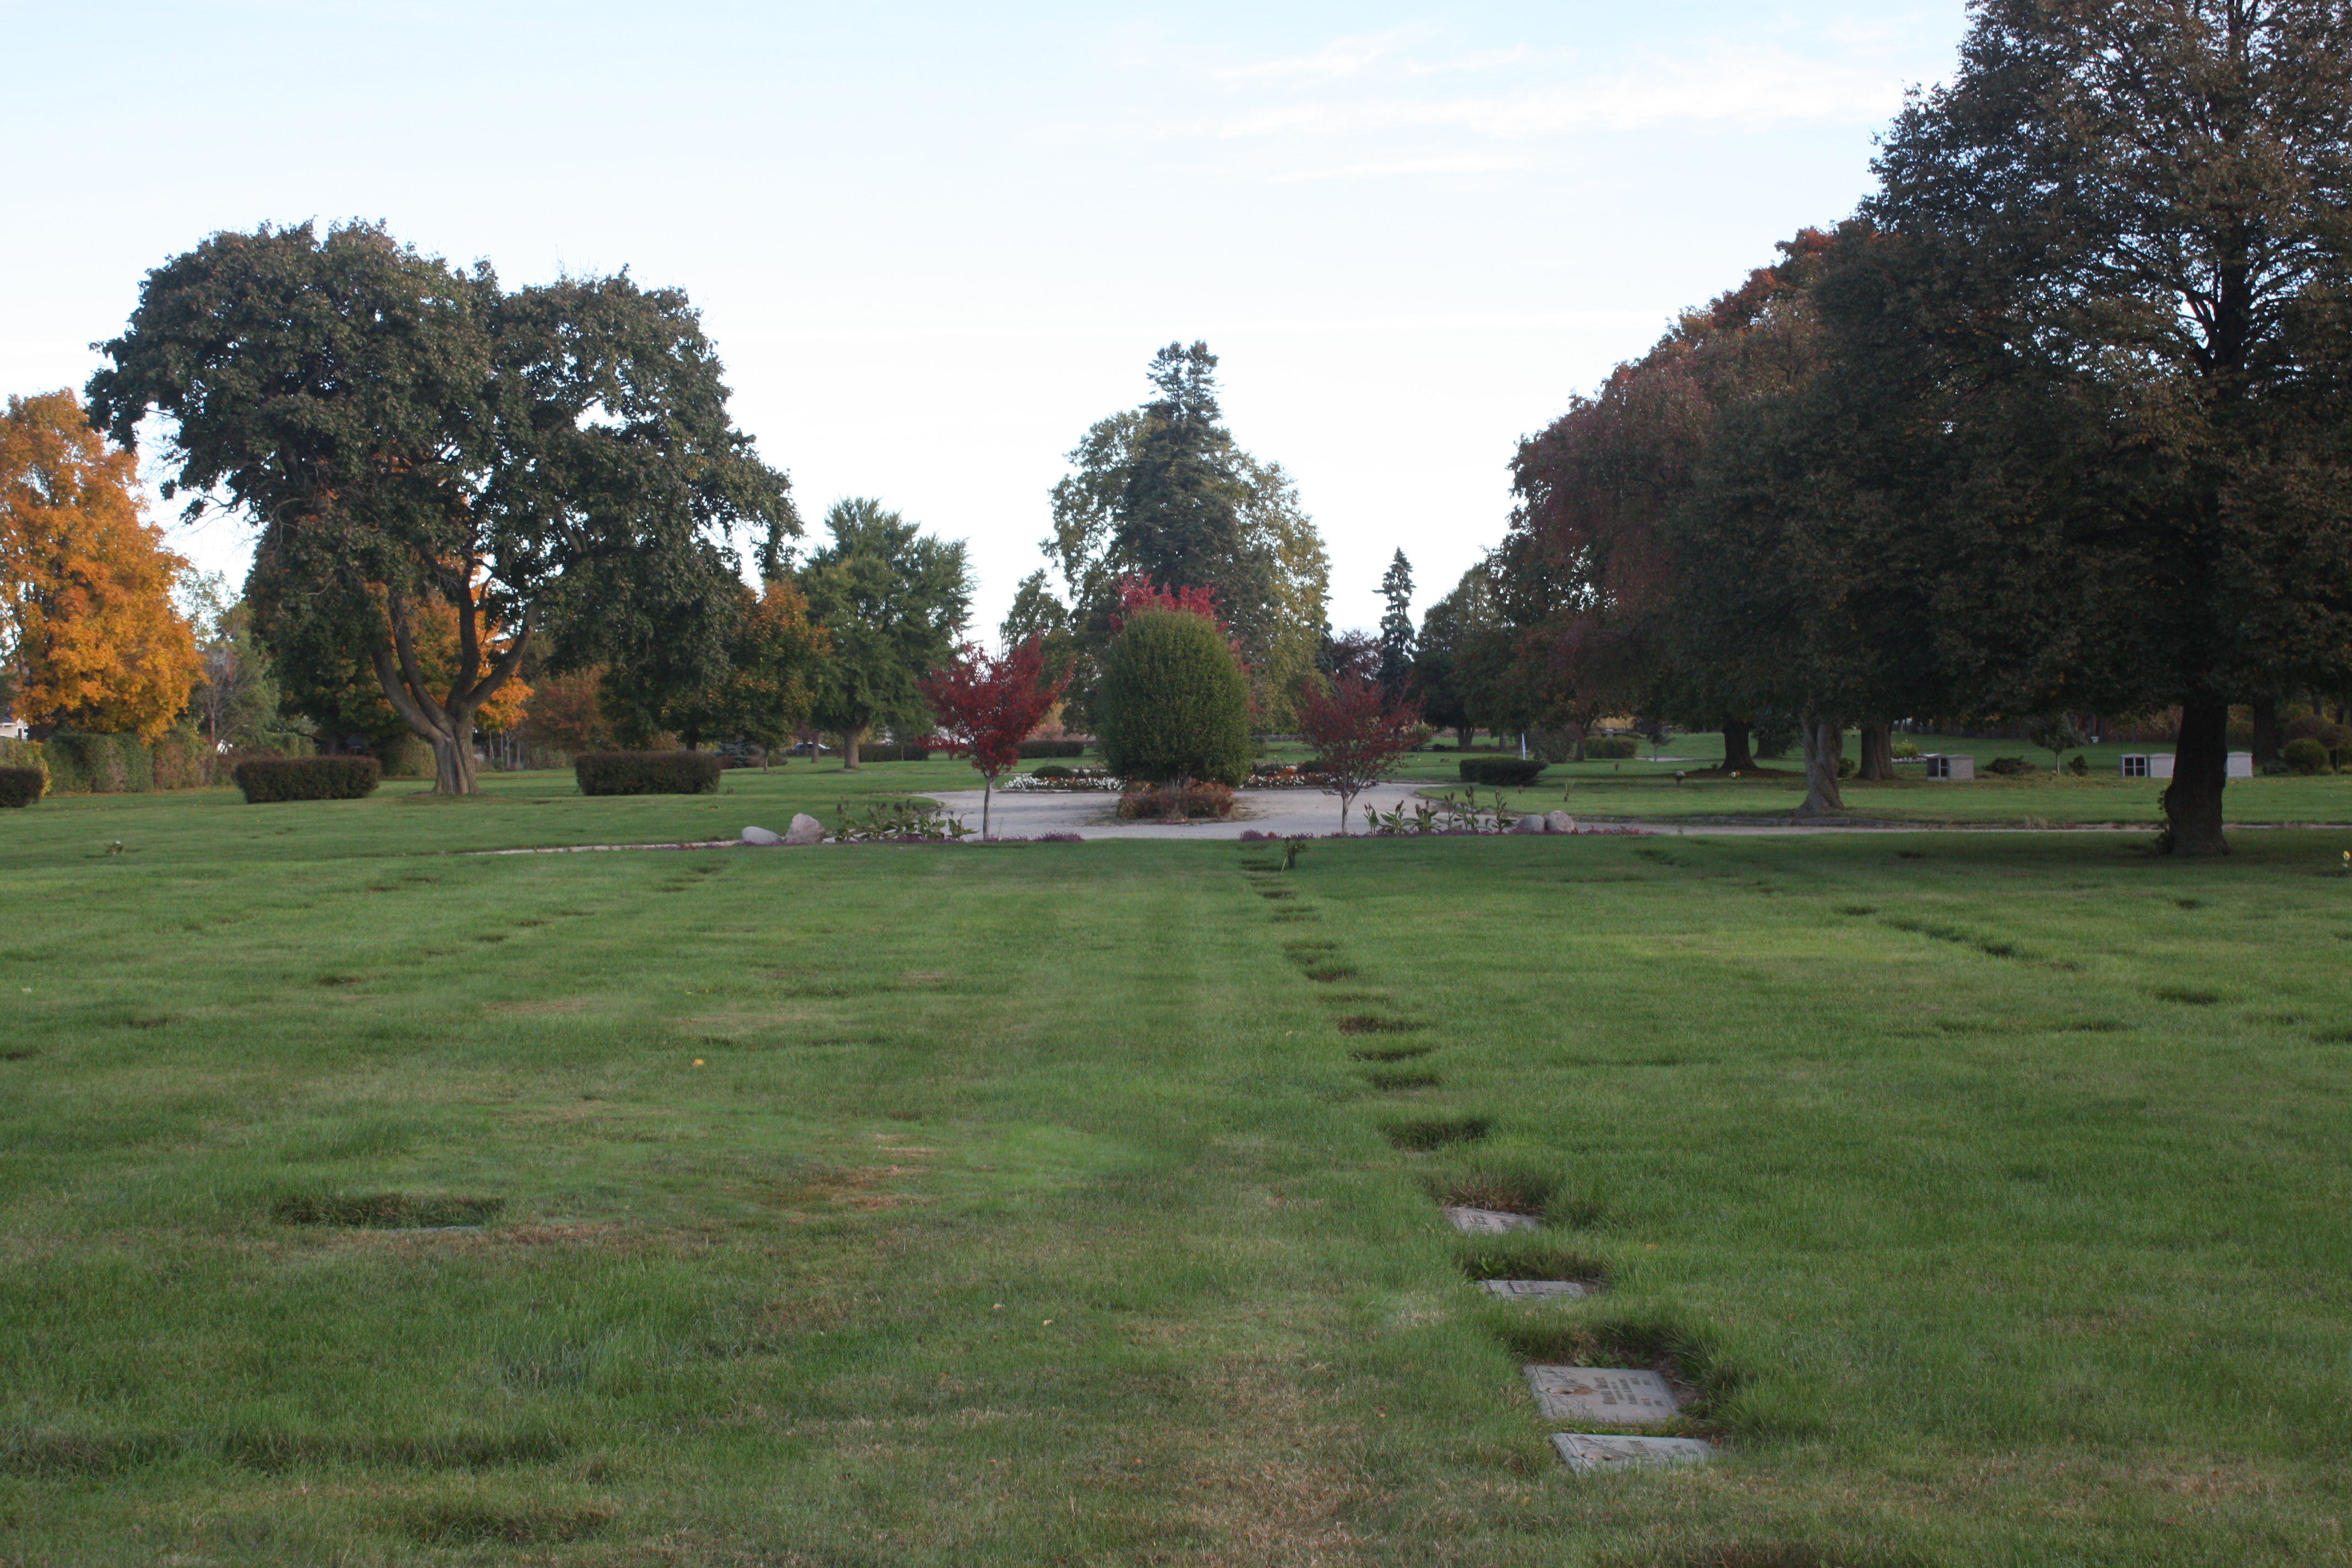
top-left (86, 221), bottom-right (794, 793)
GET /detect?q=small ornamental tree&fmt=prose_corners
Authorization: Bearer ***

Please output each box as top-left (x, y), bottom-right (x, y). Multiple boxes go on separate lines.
top-left (919, 634), bottom-right (1069, 839)
top-left (1097, 599), bottom-right (1251, 788)
top-left (1297, 672), bottom-right (1425, 834)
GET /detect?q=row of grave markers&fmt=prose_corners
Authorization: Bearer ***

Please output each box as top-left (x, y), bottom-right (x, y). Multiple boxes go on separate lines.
top-left (1442, 1205), bottom-right (1713, 1474)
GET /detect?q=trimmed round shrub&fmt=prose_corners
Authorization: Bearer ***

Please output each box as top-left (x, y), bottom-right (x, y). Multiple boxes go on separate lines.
top-left (233, 757), bottom-right (382, 803)
top-left (575, 750), bottom-right (723, 796)
top-left (1031, 764), bottom-right (1075, 780)
top-left (1987, 755), bottom-right (2033, 776)
top-left (1096, 609), bottom-right (1250, 787)
top-left (1458, 756), bottom-right (1547, 787)
top-left (1117, 781), bottom-right (1234, 819)
top-left (2283, 737), bottom-right (2332, 775)
top-left (0, 767), bottom-right (43, 808)
top-left (1582, 735), bottom-right (1640, 760)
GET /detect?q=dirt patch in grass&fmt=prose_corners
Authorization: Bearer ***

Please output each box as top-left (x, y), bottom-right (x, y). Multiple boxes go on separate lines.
top-left (1458, 1244), bottom-right (1609, 1288)
top-left (486, 998), bottom-right (596, 1015)
top-left (1424, 1163), bottom-right (1594, 1225)
top-left (1257, 888), bottom-right (1297, 900)
top-left (314, 973), bottom-right (365, 987)
top-left (0, 1426), bottom-right (568, 1477)
top-left (1349, 1043), bottom-right (1433, 1062)
top-left (1336, 1014), bottom-right (1424, 1035)
top-left (1607, 1547), bottom-right (1934, 1568)
top-left (1366, 1067), bottom-right (1442, 1091)
top-left (1304, 965), bottom-right (1357, 983)
top-left (400, 1497), bottom-right (617, 1545)
top-left (2154, 986), bottom-right (2226, 1005)
top-left (0, 1048), bottom-right (35, 1062)
top-left (273, 1192), bottom-right (505, 1228)
top-left (1382, 1114), bottom-right (1489, 1150)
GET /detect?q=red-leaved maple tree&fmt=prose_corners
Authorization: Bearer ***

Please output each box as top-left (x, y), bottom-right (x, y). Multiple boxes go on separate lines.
top-left (1295, 672), bottom-right (1425, 834)
top-left (919, 635), bottom-right (1070, 840)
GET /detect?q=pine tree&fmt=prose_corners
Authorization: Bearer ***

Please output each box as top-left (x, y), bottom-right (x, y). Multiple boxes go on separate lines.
top-left (1376, 550), bottom-right (1415, 701)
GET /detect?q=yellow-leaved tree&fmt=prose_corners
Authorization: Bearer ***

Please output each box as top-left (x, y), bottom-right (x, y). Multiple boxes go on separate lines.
top-left (0, 391), bottom-right (200, 741)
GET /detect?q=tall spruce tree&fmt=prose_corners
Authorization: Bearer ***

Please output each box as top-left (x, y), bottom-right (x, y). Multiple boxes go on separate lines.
top-left (1376, 550), bottom-right (1415, 701)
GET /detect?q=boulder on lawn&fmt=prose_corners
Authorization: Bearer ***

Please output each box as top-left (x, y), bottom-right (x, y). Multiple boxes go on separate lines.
top-left (741, 825), bottom-right (782, 846)
top-left (784, 812), bottom-right (825, 846)
top-left (1512, 813), bottom-right (1546, 834)
top-left (1546, 810), bottom-right (1575, 835)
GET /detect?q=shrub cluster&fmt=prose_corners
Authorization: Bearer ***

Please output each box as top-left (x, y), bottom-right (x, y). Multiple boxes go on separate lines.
top-left (44, 732), bottom-right (155, 794)
top-left (1117, 781), bottom-right (1235, 820)
top-left (1031, 764), bottom-right (1076, 780)
top-left (1987, 755), bottom-right (2034, 775)
top-left (1019, 739), bottom-right (1088, 759)
top-left (575, 750), bottom-right (722, 796)
top-left (0, 767), bottom-right (42, 808)
top-left (0, 738), bottom-right (47, 797)
top-left (2283, 737), bottom-right (2334, 775)
top-left (1097, 608), bottom-right (1251, 787)
top-left (1582, 735), bottom-right (1641, 759)
top-left (233, 756), bottom-right (383, 803)
top-left (1459, 756), bottom-right (1548, 787)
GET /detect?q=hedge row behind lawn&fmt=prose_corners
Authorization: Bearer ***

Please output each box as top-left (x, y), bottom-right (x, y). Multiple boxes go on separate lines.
top-left (1018, 739), bottom-right (1089, 759)
top-left (232, 757), bottom-right (383, 803)
top-left (575, 750), bottom-right (723, 796)
top-left (0, 767), bottom-right (42, 808)
top-left (1458, 756), bottom-right (1549, 787)
top-left (1583, 735), bottom-right (1642, 759)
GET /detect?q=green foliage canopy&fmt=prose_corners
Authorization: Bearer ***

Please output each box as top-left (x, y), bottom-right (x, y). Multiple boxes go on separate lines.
top-left (1096, 607), bottom-right (1251, 786)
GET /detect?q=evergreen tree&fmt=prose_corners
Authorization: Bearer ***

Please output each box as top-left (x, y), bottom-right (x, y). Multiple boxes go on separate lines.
top-left (1376, 550), bottom-right (1415, 701)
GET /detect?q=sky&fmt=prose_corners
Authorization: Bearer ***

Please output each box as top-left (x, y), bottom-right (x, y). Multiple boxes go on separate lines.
top-left (0, 1), bottom-right (1969, 634)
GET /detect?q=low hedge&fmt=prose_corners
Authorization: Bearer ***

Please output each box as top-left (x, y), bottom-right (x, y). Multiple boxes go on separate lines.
top-left (0, 767), bottom-right (42, 808)
top-left (1019, 739), bottom-right (1088, 759)
top-left (0, 738), bottom-right (46, 797)
top-left (1582, 735), bottom-right (1641, 760)
top-left (859, 742), bottom-right (933, 763)
top-left (233, 756), bottom-right (383, 803)
top-left (44, 732), bottom-right (154, 794)
top-left (1459, 756), bottom-right (1548, 787)
top-left (575, 750), bottom-right (722, 796)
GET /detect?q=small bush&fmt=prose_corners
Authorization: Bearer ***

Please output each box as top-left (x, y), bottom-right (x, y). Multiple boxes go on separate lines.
top-left (1891, 739), bottom-right (1921, 760)
top-left (575, 751), bottom-right (722, 796)
top-left (0, 738), bottom-right (46, 796)
top-left (0, 768), bottom-right (42, 808)
top-left (1018, 739), bottom-right (1088, 759)
top-left (1836, 756), bottom-right (1856, 777)
top-left (1096, 608), bottom-right (1251, 786)
top-left (1460, 756), bottom-right (1547, 787)
top-left (2284, 737), bottom-right (2332, 775)
top-left (150, 731), bottom-right (210, 790)
top-left (233, 757), bottom-right (382, 803)
top-left (2066, 753), bottom-right (2089, 775)
top-left (1116, 781), bottom-right (1234, 819)
top-left (1582, 735), bottom-right (1640, 760)
top-left (1031, 764), bottom-right (1075, 780)
top-left (1987, 755), bottom-right (2033, 776)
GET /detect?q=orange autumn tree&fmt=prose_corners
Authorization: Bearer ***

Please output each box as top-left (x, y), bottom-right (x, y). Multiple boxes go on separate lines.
top-left (0, 391), bottom-right (200, 741)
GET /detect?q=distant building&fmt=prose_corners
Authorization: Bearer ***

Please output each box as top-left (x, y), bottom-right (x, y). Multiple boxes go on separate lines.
top-left (1923, 754), bottom-right (1974, 780)
top-left (2121, 753), bottom-right (2253, 779)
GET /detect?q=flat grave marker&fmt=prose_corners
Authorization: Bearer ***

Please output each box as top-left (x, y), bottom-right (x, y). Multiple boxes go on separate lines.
top-left (1550, 1433), bottom-right (1712, 1472)
top-left (1522, 1365), bottom-right (1679, 1424)
top-left (1478, 1279), bottom-right (1592, 1299)
top-left (1443, 1206), bottom-right (1540, 1234)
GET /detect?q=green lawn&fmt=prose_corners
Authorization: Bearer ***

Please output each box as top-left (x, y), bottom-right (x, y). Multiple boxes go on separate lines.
top-left (4, 788), bottom-right (2351, 1565)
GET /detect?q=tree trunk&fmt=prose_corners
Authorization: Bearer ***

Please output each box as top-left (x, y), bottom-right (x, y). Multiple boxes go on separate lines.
top-left (2250, 696), bottom-right (2281, 768)
top-left (842, 729), bottom-right (861, 770)
top-left (429, 722), bottom-right (480, 795)
top-left (1857, 721), bottom-right (1896, 781)
top-left (1798, 716), bottom-right (1845, 815)
top-left (2164, 696), bottom-right (2230, 856)
top-left (981, 777), bottom-right (992, 840)
top-left (1721, 714), bottom-right (1756, 773)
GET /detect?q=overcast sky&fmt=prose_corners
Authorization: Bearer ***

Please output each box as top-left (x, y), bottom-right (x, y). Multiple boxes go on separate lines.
top-left (1, 1), bottom-right (1967, 633)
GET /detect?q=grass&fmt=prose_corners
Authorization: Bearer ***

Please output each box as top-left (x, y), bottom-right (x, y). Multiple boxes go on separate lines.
top-left (4, 786), bottom-right (2352, 1564)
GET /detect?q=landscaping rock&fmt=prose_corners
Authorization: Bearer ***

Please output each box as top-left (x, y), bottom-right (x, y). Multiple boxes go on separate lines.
top-left (1512, 813), bottom-right (1546, 834)
top-left (741, 825), bottom-right (782, 846)
top-left (1546, 810), bottom-right (1575, 834)
top-left (784, 813), bottom-right (826, 846)
top-left (1479, 1279), bottom-right (1591, 1299)
top-left (1442, 1205), bottom-right (1540, 1234)
top-left (1549, 1434), bottom-right (1712, 1472)
top-left (1523, 1366), bottom-right (1679, 1424)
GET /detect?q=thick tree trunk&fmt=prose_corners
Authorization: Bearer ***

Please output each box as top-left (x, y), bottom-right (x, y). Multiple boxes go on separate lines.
top-left (2165, 696), bottom-right (2230, 856)
top-left (842, 729), bottom-right (861, 770)
top-left (429, 722), bottom-right (479, 795)
top-left (1721, 714), bottom-right (1756, 773)
top-left (1857, 722), bottom-right (1897, 781)
top-left (1798, 716), bottom-right (1845, 815)
top-left (2250, 696), bottom-right (2281, 768)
